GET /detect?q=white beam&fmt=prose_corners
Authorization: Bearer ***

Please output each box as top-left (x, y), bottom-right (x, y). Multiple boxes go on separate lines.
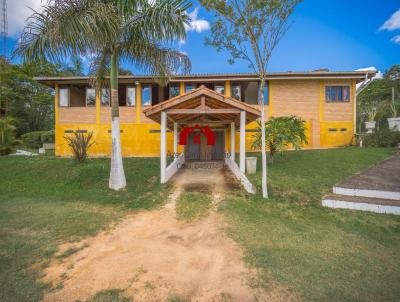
top-left (173, 122), bottom-right (178, 155)
top-left (160, 111), bottom-right (167, 183)
top-left (230, 122), bottom-right (235, 162)
top-left (240, 111), bottom-right (246, 173)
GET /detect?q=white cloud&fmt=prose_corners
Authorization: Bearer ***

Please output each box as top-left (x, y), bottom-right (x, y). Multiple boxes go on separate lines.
top-left (392, 35), bottom-right (400, 44)
top-left (380, 9), bottom-right (400, 31)
top-left (7, 0), bottom-right (44, 36)
top-left (185, 7), bottom-right (210, 33)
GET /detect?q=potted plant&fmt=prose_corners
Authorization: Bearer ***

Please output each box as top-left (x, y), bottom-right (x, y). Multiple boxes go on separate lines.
top-left (387, 93), bottom-right (400, 131)
top-left (364, 106), bottom-right (378, 133)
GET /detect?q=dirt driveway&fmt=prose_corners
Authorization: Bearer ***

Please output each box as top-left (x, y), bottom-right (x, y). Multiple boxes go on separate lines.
top-left (42, 165), bottom-right (286, 302)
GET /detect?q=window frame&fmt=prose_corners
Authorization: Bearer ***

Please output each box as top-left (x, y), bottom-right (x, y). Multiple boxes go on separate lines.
top-left (141, 84), bottom-right (152, 106)
top-left (126, 86), bottom-right (136, 107)
top-left (58, 87), bottom-right (70, 107)
top-left (85, 87), bottom-right (96, 107)
top-left (325, 85), bottom-right (350, 103)
top-left (184, 83), bottom-right (195, 93)
top-left (101, 88), bottom-right (110, 107)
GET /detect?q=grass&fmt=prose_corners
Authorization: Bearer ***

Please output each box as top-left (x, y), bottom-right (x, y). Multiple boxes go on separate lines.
top-left (220, 147), bottom-right (400, 301)
top-left (0, 156), bottom-right (169, 302)
top-left (175, 192), bottom-right (212, 221)
top-left (1, 147), bottom-right (399, 302)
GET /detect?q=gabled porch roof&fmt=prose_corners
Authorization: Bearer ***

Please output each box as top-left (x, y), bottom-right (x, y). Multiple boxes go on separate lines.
top-left (143, 86), bottom-right (261, 128)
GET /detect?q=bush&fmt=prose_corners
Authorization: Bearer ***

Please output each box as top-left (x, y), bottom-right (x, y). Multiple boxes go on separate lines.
top-left (0, 117), bottom-right (19, 155)
top-left (21, 131), bottom-right (46, 148)
top-left (364, 129), bottom-right (400, 147)
top-left (41, 130), bottom-right (55, 144)
top-left (64, 131), bottom-right (94, 162)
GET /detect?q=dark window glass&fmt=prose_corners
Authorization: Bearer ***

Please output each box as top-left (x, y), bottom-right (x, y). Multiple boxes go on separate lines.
top-left (86, 88), bottom-right (96, 106)
top-left (126, 87), bottom-right (135, 106)
top-left (325, 86), bottom-right (350, 102)
top-left (169, 85), bottom-right (180, 98)
top-left (101, 88), bottom-right (110, 106)
top-left (59, 88), bottom-right (69, 107)
top-left (185, 84), bottom-right (195, 93)
top-left (142, 85), bottom-right (152, 106)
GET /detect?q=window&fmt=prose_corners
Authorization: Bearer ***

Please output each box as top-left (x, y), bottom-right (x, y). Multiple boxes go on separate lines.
top-left (169, 84), bottom-right (180, 98)
top-left (263, 83), bottom-right (269, 105)
top-left (325, 86), bottom-right (350, 102)
top-left (101, 88), bottom-right (110, 106)
top-left (185, 84), bottom-right (195, 93)
top-left (231, 84), bottom-right (241, 100)
top-left (86, 88), bottom-right (96, 106)
top-left (126, 87), bottom-right (136, 106)
top-left (215, 84), bottom-right (225, 95)
top-left (59, 88), bottom-right (69, 107)
top-left (142, 85), bottom-right (152, 106)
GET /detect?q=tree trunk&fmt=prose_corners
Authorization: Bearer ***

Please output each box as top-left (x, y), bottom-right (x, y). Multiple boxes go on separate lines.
top-left (259, 78), bottom-right (268, 198)
top-left (109, 53), bottom-right (127, 190)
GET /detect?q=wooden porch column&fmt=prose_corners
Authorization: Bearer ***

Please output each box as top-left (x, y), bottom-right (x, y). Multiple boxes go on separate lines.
top-left (160, 111), bottom-right (167, 183)
top-left (240, 111), bottom-right (246, 173)
top-left (230, 122), bottom-right (235, 162)
top-left (173, 122), bottom-right (178, 155)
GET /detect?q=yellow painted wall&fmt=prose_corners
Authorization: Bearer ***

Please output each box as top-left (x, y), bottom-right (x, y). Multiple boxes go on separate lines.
top-left (55, 79), bottom-right (356, 157)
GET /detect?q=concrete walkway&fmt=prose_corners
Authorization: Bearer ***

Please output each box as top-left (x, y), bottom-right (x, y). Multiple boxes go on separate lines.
top-left (323, 154), bottom-right (400, 215)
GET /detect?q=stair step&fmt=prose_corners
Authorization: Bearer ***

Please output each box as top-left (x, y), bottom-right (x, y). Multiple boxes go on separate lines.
top-left (333, 186), bottom-right (400, 201)
top-left (322, 194), bottom-right (400, 215)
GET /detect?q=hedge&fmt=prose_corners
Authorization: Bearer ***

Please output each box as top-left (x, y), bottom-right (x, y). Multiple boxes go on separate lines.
top-left (21, 130), bottom-right (55, 149)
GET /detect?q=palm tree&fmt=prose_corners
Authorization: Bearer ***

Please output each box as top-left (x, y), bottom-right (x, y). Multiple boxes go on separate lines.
top-left (15, 0), bottom-right (191, 190)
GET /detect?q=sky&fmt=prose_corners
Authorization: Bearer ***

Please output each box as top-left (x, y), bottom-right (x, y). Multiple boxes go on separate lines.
top-left (4, 0), bottom-right (400, 74)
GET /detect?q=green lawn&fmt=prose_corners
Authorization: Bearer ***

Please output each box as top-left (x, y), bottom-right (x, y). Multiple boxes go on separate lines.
top-left (221, 147), bottom-right (400, 301)
top-left (0, 156), bottom-right (169, 302)
top-left (176, 192), bottom-right (212, 221)
top-left (1, 148), bottom-right (399, 302)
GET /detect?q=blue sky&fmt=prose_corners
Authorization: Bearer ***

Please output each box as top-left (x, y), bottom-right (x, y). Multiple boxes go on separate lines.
top-left (5, 0), bottom-right (400, 74)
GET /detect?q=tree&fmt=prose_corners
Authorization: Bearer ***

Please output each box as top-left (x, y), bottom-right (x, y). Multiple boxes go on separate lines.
top-left (0, 116), bottom-right (19, 155)
top-left (251, 116), bottom-right (307, 163)
top-left (201, 0), bottom-right (301, 198)
top-left (16, 0), bottom-right (191, 190)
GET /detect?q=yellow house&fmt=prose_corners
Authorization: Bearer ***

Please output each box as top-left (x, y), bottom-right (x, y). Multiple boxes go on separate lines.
top-left (36, 70), bottom-right (375, 163)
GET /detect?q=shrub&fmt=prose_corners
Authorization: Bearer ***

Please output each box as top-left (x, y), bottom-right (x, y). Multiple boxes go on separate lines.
top-left (251, 115), bottom-right (308, 163)
top-left (364, 129), bottom-right (400, 147)
top-left (64, 131), bottom-right (94, 162)
top-left (0, 117), bottom-right (20, 155)
top-left (41, 130), bottom-right (55, 144)
top-left (21, 131), bottom-right (46, 148)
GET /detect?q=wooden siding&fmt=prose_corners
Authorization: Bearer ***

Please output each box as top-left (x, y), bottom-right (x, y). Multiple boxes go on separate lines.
top-left (58, 107), bottom-right (96, 124)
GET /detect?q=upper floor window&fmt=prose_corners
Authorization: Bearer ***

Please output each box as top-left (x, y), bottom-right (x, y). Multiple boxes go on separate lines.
top-left (215, 84), bottom-right (225, 95)
top-left (59, 87), bottom-right (69, 107)
top-left (126, 87), bottom-right (136, 106)
top-left (325, 86), bottom-right (350, 102)
top-left (231, 84), bottom-right (241, 100)
top-left (169, 84), bottom-right (180, 98)
top-left (101, 88), bottom-right (110, 106)
top-left (185, 84), bottom-right (195, 93)
top-left (142, 84), bottom-right (152, 106)
top-left (86, 88), bottom-right (96, 106)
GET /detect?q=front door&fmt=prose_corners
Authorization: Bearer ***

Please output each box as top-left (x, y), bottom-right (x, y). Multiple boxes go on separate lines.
top-left (185, 129), bottom-right (224, 161)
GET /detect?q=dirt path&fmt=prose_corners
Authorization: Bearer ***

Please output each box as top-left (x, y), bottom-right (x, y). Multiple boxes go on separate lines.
top-left (42, 166), bottom-right (284, 302)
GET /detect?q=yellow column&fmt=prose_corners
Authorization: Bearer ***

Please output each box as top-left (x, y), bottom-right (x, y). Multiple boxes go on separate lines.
top-left (179, 82), bottom-right (185, 95)
top-left (225, 80), bottom-right (231, 97)
top-left (95, 89), bottom-right (101, 124)
top-left (54, 84), bottom-right (59, 125)
top-left (136, 83), bottom-right (142, 123)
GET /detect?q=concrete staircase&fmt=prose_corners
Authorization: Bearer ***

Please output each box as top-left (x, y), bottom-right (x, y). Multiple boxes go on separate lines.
top-left (322, 155), bottom-right (400, 215)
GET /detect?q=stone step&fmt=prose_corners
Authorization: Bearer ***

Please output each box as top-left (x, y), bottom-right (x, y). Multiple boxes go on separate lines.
top-left (322, 194), bottom-right (400, 215)
top-left (333, 186), bottom-right (400, 200)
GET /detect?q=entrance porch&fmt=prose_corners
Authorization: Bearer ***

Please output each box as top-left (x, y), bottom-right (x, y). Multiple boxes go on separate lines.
top-left (143, 86), bottom-right (261, 193)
